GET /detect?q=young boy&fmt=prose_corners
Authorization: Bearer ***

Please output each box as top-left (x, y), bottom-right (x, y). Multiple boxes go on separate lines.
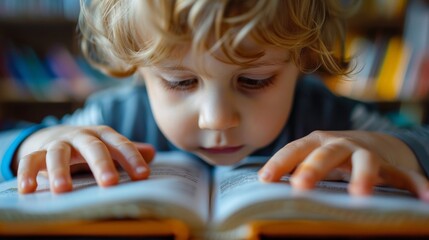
top-left (1, 0), bottom-right (428, 201)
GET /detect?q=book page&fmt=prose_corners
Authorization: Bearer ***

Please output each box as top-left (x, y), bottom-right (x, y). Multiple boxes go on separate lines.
top-left (211, 156), bottom-right (429, 230)
top-left (0, 151), bottom-right (210, 228)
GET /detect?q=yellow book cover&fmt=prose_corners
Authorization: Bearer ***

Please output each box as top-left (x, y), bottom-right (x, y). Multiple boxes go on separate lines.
top-left (375, 37), bottom-right (411, 100)
top-left (1, 152), bottom-right (429, 239)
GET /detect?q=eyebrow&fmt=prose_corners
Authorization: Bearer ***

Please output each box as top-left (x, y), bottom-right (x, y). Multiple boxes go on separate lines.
top-left (155, 66), bottom-right (190, 71)
top-left (240, 61), bottom-right (287, 68)
top-left (155, 61), bottom-right (285, 71)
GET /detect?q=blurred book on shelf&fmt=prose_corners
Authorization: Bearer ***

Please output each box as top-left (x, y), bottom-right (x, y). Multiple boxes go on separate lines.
top-left (0, 0), bottom-right (131, 122)
top-left (0, 0), bottom-right (80, 21)
top-left (348, 0), bottom-right (407, 30)
top-left (0, 0), bottom-right (126, 103)
top-left (324, 0), bottom-right (429, 124)
top-left (0, 44), bottom-right (123, 102)
top-left (327, 0), bottom-right (428, 101)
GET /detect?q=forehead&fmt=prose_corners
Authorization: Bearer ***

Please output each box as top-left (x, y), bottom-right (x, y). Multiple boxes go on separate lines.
top-left (154, 38), bottom-right (290, 70)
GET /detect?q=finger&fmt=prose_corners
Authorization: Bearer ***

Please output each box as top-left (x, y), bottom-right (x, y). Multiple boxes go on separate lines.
top-left (259, 138), bottom-right (318, 182)
top-left (133, 142), bottom-right (156, 164)
top-left (407, 174), bottom-right (429, 203)
top-left (397, 170), bottom-right (429, 202)
top-left (290, 141), bottom-right (352, 190)
top-left (71, 134), bottom-right (119, 187)
top-left (17, 150), bottom-right (46, 194)
top-left (95, 127), bottom-right (150, 180)
top-left (380, 165), bottom-right (429, 202)
top-left (348, 149), bottom-right (381, 196)
top-left (46, 141), bottom-right (73, 193)
top-left (70, 163), bottom-right (91, 174)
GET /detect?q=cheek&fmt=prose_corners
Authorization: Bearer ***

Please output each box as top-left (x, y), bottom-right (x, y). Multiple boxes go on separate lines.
top-left (155, 106), bottom-right (196, 147)
top-left (245, 81), bottom-right (297, 148)
top-left (247, 97), bottom-right (293, 147)
top-left (145, 84), bottom-right (197, 149)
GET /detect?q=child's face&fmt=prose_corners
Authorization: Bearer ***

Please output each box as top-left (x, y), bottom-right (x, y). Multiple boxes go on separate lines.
top-left (139, 43), bottom-right (299, 165)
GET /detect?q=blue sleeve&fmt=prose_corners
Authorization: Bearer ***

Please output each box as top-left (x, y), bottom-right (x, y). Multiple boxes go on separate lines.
top-left (0, 124), bottom-right (46, 182)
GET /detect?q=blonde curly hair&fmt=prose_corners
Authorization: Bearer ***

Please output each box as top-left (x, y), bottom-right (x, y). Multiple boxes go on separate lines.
top-left (79, 0), bottom-right (352, 77)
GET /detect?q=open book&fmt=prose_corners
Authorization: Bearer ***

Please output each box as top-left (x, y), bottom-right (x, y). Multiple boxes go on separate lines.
top-left (1, 151), bottom-right (429, 239)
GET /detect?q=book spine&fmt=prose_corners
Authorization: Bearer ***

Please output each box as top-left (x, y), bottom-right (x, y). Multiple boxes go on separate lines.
top-left (375, 37), bottom-right (410, 101)
top-left (0, 0), bottom-right (80, 20)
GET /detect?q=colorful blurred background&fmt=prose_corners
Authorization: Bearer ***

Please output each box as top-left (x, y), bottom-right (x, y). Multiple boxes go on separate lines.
top-left (0, 0), bottom-right (428, 125)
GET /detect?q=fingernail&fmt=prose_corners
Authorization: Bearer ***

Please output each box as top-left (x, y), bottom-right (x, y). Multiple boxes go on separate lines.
top-left (53, 177), bottom-right (67, 189)
top-left (101, 172), bottom-right (117, 184)
top-left (135, 166), bottom-right (148, 176)
top-left (421, 191), bottom-right (429, 203)
top-left (20, 178), bottom-right (35, 190)
top-left (135, 166), bottom-right (146, 174)
top-left (301, 172), bottom-right (313, 180)
top-left (259, 170), bottom-right (272, 182)
top-left (291, 172), bottom-right (313, 187)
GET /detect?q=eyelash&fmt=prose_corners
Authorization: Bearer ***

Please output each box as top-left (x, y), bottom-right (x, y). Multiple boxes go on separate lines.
top-left (237, 76), bottom-right (275, 90)
top-left (160, 76), bottom-right (276, 92)
top-left (161, 78), bottom-right (198, 91)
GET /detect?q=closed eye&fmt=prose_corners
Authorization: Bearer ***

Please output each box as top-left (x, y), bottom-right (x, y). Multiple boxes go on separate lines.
top-left (161, 78), bottom-right (198, 91)
top-left (237, 76), bottom-right (275, 90)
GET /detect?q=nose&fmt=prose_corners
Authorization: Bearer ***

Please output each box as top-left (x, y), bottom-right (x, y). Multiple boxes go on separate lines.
top-left (198, 91), bottom-right (240, 130)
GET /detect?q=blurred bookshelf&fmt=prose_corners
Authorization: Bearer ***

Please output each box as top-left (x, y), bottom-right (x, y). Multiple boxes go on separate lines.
top-left (0, 0), bottom-right (124, 123)
top-left (324, 0), bottom-right (429, 125)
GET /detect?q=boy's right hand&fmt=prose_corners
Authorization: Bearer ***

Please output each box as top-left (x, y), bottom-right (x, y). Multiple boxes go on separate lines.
top-left (14, 125), bottom-right (155, 194)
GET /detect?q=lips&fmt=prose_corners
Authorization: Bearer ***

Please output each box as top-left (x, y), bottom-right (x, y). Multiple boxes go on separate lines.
top-left (200, 145), bottom-right (244, 154)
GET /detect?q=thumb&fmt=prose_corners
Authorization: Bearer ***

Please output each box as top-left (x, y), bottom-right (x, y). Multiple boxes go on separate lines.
top-left (133, 142), bottom-right (156, 164)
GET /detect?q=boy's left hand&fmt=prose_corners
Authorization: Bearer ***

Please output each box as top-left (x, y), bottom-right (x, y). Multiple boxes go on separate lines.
top-left (258, 130), bottom-right (429, 202)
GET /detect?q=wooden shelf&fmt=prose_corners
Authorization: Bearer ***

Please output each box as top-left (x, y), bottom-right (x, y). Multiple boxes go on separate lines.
top-left (0, 100), bottom-right (83, 123)
top-left (0, 20), bottom-right (79, 54)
